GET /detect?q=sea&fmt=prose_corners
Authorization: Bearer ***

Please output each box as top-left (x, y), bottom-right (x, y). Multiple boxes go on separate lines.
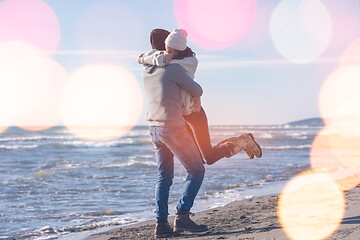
top-left (0, 122), bottom-right (321, 239)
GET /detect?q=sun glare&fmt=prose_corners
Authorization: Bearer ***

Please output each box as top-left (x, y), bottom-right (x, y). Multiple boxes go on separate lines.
top-left (270, 0), bottom-right (332, 63)
top-left (174, 0), bottom-right (256, 50)
top-left (0, 0), bottom-right (60, 55)
top-left (60, 64), bottom-right (142, 141)
top-left (319, 65), bottom-right (360, 124)
top-left (278, 171), bottom-right (345, 240)
top-left (0, 41), bottom-right (67, 131)
top-left (310, 128), bottom-right (360, 191)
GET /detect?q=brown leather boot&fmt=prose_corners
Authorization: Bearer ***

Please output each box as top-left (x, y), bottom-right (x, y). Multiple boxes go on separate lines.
top-left (243, 148), bottom-right (255, 159)
top-left (174, 212), bottom-right (208, 233)
top-left (242, 133), bottom-right (261, 158)
top-left (154, 221), bottom-right (178, 239)
top-left (216, 133), bottom-right (262, 158)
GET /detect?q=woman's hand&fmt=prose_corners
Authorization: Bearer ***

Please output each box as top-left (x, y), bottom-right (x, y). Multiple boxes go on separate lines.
top-left (191, 96), bottom-right (202, 112)
top-left (163, 51), bottom-right (173, 65)
top-left (137, 53), bottom-right (144, 64)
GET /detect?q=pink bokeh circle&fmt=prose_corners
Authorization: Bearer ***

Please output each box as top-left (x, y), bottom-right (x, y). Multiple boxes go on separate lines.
top-left (0, 0), bottom-right (60, 54)
top-left (174, 0), bottom-right (256, 50)
top-left (322, 0), bottom-right (360, 49)
top-left (339, 37), bottom-right (360, 67)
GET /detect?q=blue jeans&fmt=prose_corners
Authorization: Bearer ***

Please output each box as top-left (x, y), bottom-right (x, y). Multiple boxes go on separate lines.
top-left (149, 125), bottom-right (205, 222)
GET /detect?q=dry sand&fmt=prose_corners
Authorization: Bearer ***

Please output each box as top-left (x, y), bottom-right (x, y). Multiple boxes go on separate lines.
top-left (86, 185), bottom-right (360, 240)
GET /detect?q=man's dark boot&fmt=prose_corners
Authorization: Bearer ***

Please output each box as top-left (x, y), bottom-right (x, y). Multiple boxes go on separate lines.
top-left (154, 221), bottom-right (178, 239)
top-left (174, 211), bottom-right (208, 233)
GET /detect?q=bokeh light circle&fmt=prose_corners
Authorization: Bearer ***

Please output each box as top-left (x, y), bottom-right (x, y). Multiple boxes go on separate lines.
top-left (319, 65), bottom-right (360, 123)
top-left (322, 0), bottom-right (360, 49)
top-left (60, 64), bottom-right (142, 141)
top-left (339, 37), bottom-right (360, 67)
top-left (0, 41), bottom-right (67, 131)
top-left (278, 171), bottom-right (345, 240)
top-left (233, 0), bottom-right (276, 50)
top-left (174, 0), bottom-right (256, 50)
top-left (0, 0), bottom-right (60, 54)
top-left (310, 127), bottom-right (360, 191)
top-left (317, 64), bottom-right (360, 190)
top-left (270, 0), bottom-right (332, 63)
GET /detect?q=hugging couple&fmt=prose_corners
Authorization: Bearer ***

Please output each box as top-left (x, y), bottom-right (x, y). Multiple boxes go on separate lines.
top-left (138, 28), bottom-right (262, 239)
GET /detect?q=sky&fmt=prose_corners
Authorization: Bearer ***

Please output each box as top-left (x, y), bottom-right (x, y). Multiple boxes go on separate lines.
top-left (1, 0), bottom-right (360, 131)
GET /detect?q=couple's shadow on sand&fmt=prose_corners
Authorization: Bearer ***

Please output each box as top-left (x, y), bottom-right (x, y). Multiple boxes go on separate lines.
top-left (176, 225), bottom-right (281, 239)
top-left (341, 215), bottom-right (360, 225)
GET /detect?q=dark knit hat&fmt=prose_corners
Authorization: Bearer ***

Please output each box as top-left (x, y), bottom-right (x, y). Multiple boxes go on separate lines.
top-left (150, 29), bottom-right (170, 50)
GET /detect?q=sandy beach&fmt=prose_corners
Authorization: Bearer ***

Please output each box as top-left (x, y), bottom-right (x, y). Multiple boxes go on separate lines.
top-left (86, 185), bottom-right (360, 240)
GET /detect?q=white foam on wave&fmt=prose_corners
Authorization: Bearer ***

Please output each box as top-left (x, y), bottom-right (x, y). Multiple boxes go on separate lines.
top-left (136, 155), bottom-right (154, 159)
top-left (58, 138), bottom-right (134, 148)
top-left (284, 131), bottom-right (313, 139)
top-left (256, 132), bottom-right (274, 139)
top-left (0, 144), bottom-right (38, 150)
top-left (55, 164), bottom-right (81, 169)
top-left (125, 130), bottom-right (149, 137)
top-left (102, 159), bottom-right (157, 168)
top-left (191, 181), bottom-right (288, 216)
top-left (84, 209), bottom-right (123, 216)
top-left (211, 126), bottom-right (247, 130)
top-left (263, 145), bottom-right (311, 150)
top-left (0, 135), bottom-right (74, 142)
top-left (211, 132), bottom-right (274, 139)
top-left (14, 213), bottom-right (142, 240)
top-left (211, 132), bottom-right (239, 136)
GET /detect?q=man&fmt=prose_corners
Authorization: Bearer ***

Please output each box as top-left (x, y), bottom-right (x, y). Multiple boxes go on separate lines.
top-left (142, 29), bottom-right (208, 238)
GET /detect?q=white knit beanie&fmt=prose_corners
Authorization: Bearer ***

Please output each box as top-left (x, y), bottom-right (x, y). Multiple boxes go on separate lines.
top-left (165, 29), bottom-right (187, 51)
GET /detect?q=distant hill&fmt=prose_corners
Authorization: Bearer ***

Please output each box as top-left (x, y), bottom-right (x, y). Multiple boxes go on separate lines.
top-left (285, 117), bottom-right (324, 126)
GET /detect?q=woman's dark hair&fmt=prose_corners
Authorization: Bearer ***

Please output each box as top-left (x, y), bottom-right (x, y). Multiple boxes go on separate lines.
top-left (150, 29), bottom-right (170, 50)
top-left (172, 47), bottom-right (195, 60)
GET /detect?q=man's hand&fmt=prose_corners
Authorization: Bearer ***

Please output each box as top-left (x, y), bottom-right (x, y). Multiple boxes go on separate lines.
top-left (137, 53), bottom-right (144, 64)
top-left (191, 96), bottom-right (202, 112)
top-left (163, 51), bottom-right (173, 65)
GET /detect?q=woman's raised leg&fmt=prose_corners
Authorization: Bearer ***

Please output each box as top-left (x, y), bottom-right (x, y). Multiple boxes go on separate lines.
top-left (184, 107), bottom-right (230, 165)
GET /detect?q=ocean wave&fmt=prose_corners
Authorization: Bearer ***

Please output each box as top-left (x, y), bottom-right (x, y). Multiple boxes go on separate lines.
top-left (0, 144), bottom-right (39, 150)
top-left (0, 135), bottom-right (74, 142)
top-left (102, 159), bottom-right (156, 169)
top-left (283, 132), bottom-right (313, 139)
top-left (256, 132), bottom-right (274, 139)
top-left (33, 171), bottom-right (51, 178)
top-left (135, 155), bottom-right (154, 159)
top-left (54, 138), bottom-right (134, 148)
top-left (38, 163), bottom-right (82, 170)
top-left (12, 214), bottom-right (139, 240)
top-left (262, 145), bottom-right (311, 150)
top-left (290, 136), bottom-right (308, 140)
top-left (211, 126), bottom-right (247, 130)
top-left (211, 125), bottom-right (321, 130)
top-left (125, 130), bottom-right (150, 137)
top-left (136, 139), bottom-right (152, 145)
top-left (84, 209), bottom-right (124, 216)
top-left (211, 132), bottom-right (274, 140)
top-left (37, 209), bottom-right (123, 221)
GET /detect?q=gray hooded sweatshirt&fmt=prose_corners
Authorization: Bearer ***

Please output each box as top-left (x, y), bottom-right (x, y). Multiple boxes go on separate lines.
top-left (142, 63), bottom-right (203, 126)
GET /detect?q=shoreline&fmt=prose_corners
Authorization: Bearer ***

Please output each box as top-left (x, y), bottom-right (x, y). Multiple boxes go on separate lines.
top-left (86, 185), bottom-right (360, 240)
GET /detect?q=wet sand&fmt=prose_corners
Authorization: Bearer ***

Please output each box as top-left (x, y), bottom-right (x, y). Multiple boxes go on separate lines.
top-left (86, 185), bottom-right (360, 240)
